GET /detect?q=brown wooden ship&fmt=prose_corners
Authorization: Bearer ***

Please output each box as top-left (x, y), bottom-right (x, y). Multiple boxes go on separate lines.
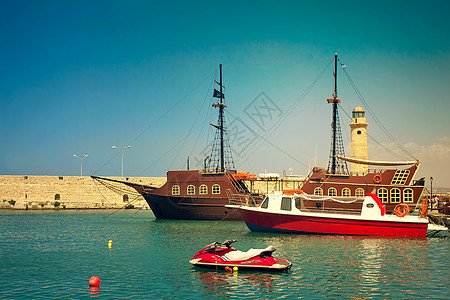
top-left (93, 65), bottom-right (260, 220)
top-left (299, 160), bottom-right (425, 213)
top-left (137, 169), bottom-right (257, 220)
top-left (297, 54), bottom-right (425, 213)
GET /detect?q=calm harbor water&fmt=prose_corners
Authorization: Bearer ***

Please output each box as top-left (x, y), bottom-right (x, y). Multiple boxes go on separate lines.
top-left (1, 209), bottom-right (449, 299)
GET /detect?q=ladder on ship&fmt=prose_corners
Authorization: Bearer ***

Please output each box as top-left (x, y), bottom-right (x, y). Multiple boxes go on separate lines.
top-left (226, 170), bottom-right (250, 194)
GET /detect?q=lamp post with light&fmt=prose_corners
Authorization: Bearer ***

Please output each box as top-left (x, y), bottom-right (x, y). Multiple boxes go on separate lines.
top-left (430, 176), bottom-right (433, 211)
top-left (112, 146), bottom-right (131, 177)
top-left (73, 154), bottom-right (88, 177)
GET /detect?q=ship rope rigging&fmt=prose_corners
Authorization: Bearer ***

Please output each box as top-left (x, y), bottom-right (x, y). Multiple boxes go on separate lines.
top-left (226, 110), bottom-right (309, 169)
top-left (337, 58), bottom-right (418, 162)
top-left (91, 69), bottom-right (216, 176)
top-left (205, 64), bottom-right (236, 172)
top-left (338, 104), bottom-right (414, 162)
top-left (91, 176), bottom-right (147, 218)
top-left (92, 55), bottom-right (417, 181)
top-left (326, 53), bottom-right (349, 175)
top-left (232, 54), bottom-right (419, 176)
top-left (233, 59), bottom-right (334, 170)
top-left (137, 85), bottom-right (217, 176)
top-left (166, 69), bottom-right (218, 171)
top-left (90, 69), bottom-right (218, 209)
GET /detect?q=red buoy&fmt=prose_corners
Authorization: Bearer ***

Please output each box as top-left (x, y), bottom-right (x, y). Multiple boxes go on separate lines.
top-left (89, 276), bottom-right (100, 287)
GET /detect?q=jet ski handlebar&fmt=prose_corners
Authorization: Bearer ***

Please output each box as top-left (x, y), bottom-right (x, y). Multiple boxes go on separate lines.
top-left (221, 240), bottom-right (237, 248)
top-left (203, 240), bottom-right (237, 253)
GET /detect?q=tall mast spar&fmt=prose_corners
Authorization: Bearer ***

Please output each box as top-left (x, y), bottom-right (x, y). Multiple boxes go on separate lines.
top-left (208, 64), bottom-right (235, 173)
top-left (326, 53), bottom-right (349, 175)
top-left (332, 53), bottom-right (338, 174)
top-left (327, 53), bottom-right (339, 175)
top-left (219, 64), bottom-right (224, 172)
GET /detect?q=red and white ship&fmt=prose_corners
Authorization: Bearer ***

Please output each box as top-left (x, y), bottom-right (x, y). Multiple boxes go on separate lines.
top-left (228, 192), bottom-right (448, 237)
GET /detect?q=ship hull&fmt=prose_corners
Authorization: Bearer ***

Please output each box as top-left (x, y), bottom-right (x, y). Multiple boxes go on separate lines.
top-left (138, 169), bottom-right (259, 220)
top-left (142, 193), bottom-right (243, 221)
top-left (239, 209), bottom-right (428, 237)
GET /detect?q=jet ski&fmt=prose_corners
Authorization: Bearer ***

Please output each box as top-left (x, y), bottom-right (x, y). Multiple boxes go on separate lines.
top-left (189, 240), bottom-right (292, 271)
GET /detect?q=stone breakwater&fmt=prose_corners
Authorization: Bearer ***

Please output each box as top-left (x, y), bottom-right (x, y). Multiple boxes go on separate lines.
top-left (0, 175), bottom-right (166, 209)
top-left (0, 175), bottom-right (302, 210)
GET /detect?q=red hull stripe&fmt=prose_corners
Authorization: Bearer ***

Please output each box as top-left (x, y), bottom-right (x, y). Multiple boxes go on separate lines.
top-left (367, 193), bottom-right (386, 216)
top-left (240, 210), bottom-right (427, 237)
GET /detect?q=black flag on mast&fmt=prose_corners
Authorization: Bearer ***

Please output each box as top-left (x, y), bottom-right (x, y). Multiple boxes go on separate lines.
top-left (213, 89), bottom-right (224, 99)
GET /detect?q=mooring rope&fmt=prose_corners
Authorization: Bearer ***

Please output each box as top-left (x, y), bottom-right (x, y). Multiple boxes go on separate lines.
top-left (103, 194), bottom-right (143, 219)
top-left (92, 177), bottom-right (148, 219)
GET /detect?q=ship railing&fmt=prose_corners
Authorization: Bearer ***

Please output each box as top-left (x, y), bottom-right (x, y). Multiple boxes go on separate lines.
top-left (226, 170), bottom-right (248, 194)
top-left (226, 189), bottom-right (257, 207)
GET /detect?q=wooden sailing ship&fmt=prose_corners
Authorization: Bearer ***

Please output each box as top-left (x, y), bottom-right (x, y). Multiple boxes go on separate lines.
top-left (298, 54), bottom-right (425, 213)
top-left (94, 65), bottom-right (259, 220)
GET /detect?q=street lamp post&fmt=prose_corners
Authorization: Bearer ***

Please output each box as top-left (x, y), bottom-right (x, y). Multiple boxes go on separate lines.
top-left (430, 176), bottom-right (433, 211)
top-left (73, 154), bottom-right (88, 177)
top-left (112, 146), bottom-right (131, 177)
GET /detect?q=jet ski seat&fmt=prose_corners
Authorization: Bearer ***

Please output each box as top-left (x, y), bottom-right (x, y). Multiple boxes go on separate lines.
top-left (221, 245), bottom-right (275, 261)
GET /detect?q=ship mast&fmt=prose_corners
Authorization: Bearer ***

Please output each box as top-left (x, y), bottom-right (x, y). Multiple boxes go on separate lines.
top-left (207, 64), bottom-right (235, 173)
top-left (219, 64), bottom-right (224, 171)
top-left (327, 53), bottom-right (348, 175)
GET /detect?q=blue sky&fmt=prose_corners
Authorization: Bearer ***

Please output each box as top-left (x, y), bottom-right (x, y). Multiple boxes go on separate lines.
top-left (1, 0), bottom-right (449, 187)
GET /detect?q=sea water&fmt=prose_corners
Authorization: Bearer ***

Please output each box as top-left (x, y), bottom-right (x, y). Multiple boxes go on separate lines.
top-left (0, 209), bottom-right (449, 299)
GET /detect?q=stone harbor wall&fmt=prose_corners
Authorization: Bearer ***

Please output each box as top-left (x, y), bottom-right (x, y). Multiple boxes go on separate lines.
top-left (0, 175), bottom-right (303, 210)
top-left (0, 175), bottom-right (166, 210)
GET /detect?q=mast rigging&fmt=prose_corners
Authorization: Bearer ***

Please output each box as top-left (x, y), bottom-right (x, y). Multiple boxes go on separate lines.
top-left (206, 64), bottom-right (235, 172)
top-left (327, 53), bottom-right (349, 175)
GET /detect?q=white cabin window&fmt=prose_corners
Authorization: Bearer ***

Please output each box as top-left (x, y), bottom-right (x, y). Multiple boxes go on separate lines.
top-left (281, 197), bottom-right (292, 211)
top-left (260, 197), bottom-right (269, 209)
top-left (295, 198), bottom-right (303, 209)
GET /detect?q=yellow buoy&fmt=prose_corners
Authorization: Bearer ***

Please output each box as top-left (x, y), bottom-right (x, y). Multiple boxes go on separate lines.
top-left (108, 240), bottom-right (113, 248)
top-left (233, 266), bottom-right (238, 271)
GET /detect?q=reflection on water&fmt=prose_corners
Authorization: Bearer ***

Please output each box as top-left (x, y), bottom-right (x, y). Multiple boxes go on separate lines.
top-left (192, 269), bottom-right (276, 297)
top-left (240, 234), bottom-right (448, 299)
top-left (0, 210), bottom-right (448, 299)
top-left (360, 238), bottom-right (383, 294)
top-left (88, 286), bottom-right (101, 298)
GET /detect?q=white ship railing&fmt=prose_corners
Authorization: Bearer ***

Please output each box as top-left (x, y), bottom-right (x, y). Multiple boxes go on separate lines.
top-left (226, 189), bottom-right (258, 206)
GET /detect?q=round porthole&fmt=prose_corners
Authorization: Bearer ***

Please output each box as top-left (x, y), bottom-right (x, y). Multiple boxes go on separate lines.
top-left (357, 130), bottom-right (362, 135)
top-left (366, 203), bottom-right (374, 208)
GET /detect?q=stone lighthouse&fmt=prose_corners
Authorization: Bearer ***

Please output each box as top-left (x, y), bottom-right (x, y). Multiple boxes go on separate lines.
top-left (349, 106), bottom-right (368, 175)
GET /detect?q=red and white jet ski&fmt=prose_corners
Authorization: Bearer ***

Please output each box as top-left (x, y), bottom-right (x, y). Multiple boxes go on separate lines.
top-left (189, 240), bottom-right (292, 271)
